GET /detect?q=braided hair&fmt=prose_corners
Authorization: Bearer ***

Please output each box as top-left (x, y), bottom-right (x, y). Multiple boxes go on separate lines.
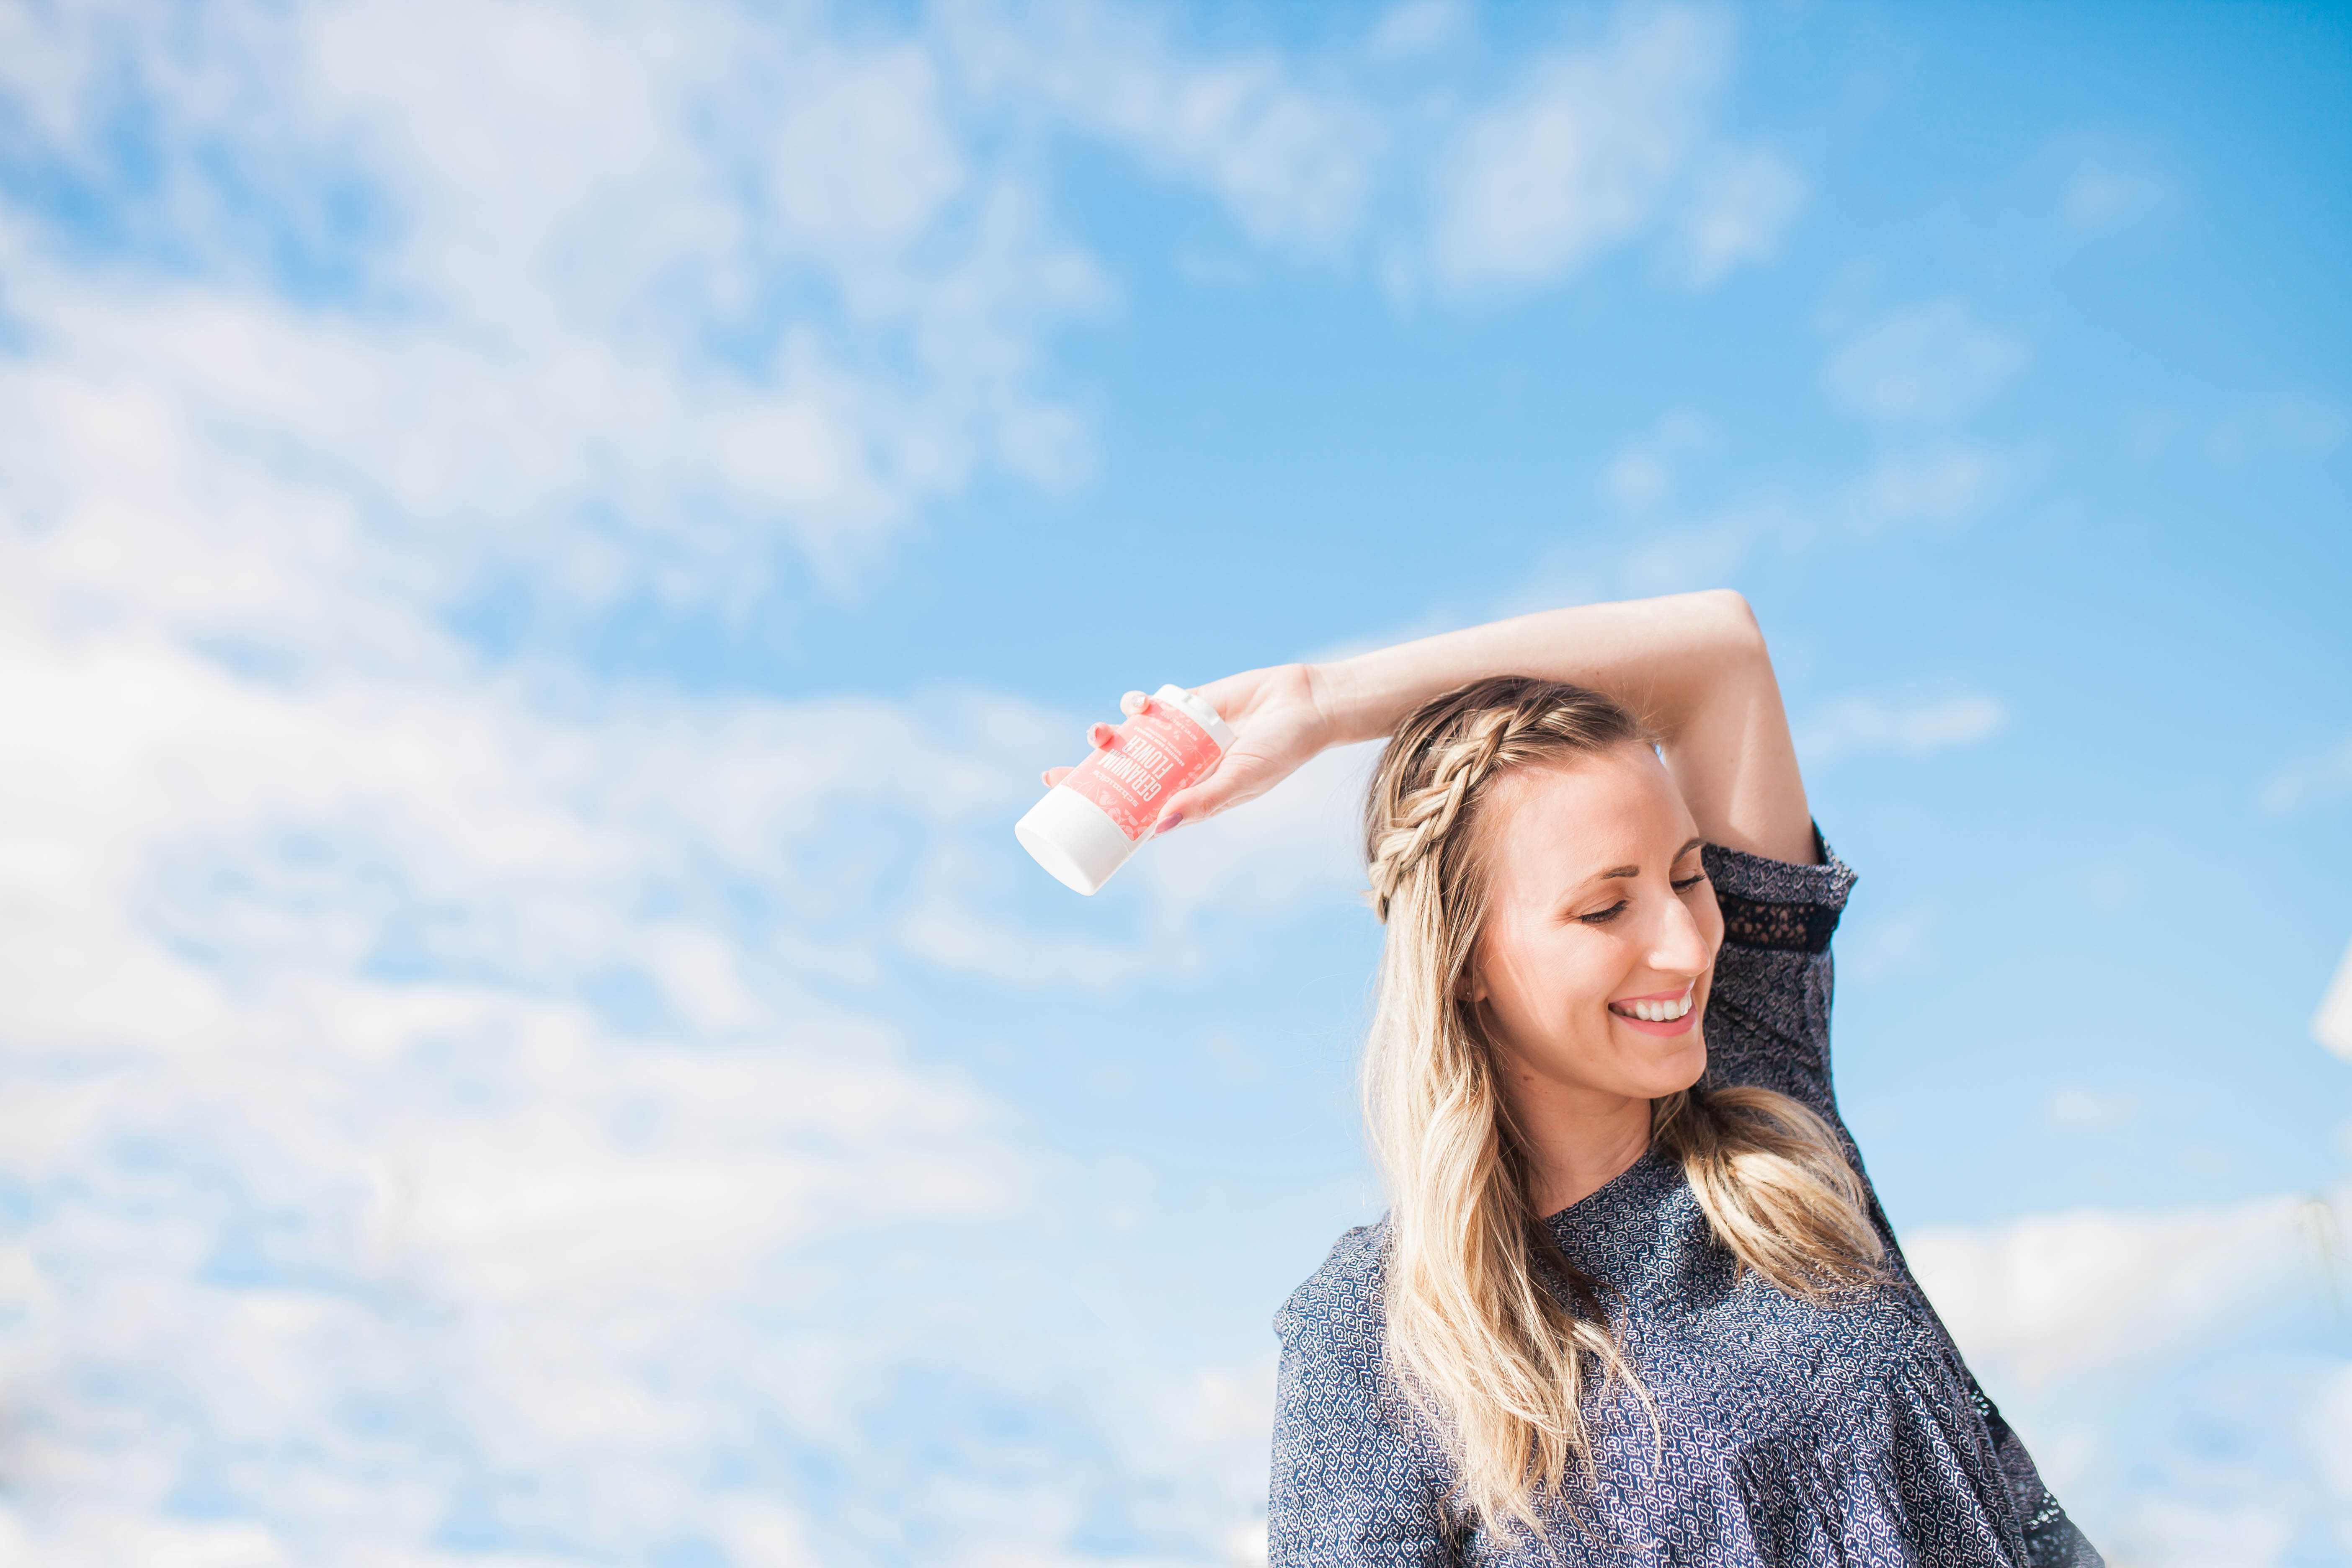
top-left (1364, 677), bottom-right (1647, 923)
top-left (1357, 676), bottom-right (1883, 1542)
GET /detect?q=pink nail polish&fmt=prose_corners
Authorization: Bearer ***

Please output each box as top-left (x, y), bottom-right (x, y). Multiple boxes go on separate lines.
top-left (1155, 812), bottom-right (1183, 835)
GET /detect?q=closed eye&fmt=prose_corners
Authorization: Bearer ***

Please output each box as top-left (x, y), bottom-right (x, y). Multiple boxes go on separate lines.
top-left (1672, 873), bottom-right (1706, 892)
top-left (1577, 900), bottom-right (1629, 925)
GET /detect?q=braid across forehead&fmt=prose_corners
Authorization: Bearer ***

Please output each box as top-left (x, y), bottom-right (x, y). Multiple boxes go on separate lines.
top-left (1363, 676), bottom-right (1648, 922)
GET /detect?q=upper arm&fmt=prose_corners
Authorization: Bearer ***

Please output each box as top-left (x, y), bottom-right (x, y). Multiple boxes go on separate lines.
top-left (1697, 835), bottom-right (1858, 1123)
top-left (1660, 592), bottom-right (1818, 867)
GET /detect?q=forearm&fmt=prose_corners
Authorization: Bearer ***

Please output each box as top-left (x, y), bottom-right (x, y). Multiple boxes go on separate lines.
top-left (1309, 590), bottom-right (1815, 861)
top-left (1313, 591), bottom-right (1759, 744)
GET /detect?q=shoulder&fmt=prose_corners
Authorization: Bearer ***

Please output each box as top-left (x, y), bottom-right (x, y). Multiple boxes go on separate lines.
top-left (1274, 1217), bottom-right (1390, 1352)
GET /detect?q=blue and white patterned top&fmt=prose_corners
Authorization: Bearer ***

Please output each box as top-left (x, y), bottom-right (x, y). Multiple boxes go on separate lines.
top-left (1270, 836), bottom-right (2103, 1567)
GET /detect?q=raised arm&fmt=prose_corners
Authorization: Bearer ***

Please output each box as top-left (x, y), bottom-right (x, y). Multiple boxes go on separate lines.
top-left (1311, 591), bottom-right (1813, 863)
top-left (1052, 591), bottom-right (1816, 865)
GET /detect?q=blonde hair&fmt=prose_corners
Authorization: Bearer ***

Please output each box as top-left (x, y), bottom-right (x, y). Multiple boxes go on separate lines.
top-left (1361, 676), bottom-right (1883, 1538)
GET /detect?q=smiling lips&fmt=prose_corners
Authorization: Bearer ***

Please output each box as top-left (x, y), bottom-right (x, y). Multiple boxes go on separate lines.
top-left (1609, 985), bottom-right (1697, 1034)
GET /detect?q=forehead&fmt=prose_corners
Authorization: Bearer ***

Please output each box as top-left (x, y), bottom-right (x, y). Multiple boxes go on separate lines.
top-left (1476, 747), bottom-right (1697, 890)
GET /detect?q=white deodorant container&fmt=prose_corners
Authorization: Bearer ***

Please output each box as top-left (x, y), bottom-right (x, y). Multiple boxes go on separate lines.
top-left (1016, 684), bottom-right (1235, 895)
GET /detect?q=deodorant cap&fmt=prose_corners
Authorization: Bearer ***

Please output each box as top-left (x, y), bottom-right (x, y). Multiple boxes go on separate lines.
top-left (1151, 684), bottom-right (1235, 750)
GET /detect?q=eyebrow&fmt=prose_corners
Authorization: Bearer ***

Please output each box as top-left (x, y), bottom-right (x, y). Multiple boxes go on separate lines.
top-left (1594, 837), bottom-right (1706, 881)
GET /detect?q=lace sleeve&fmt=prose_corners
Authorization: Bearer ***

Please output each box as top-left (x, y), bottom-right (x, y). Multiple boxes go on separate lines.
top-left (1696, 827), bottom-right (1857, 1122)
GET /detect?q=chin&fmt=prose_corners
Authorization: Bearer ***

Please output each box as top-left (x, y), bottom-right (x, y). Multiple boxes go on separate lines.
top-left (1643, 1037), bottom-right (1708, 1099)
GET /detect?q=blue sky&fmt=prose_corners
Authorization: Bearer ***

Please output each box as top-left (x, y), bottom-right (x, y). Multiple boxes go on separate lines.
top-left (0, 1), bottom-right (2347, 1564)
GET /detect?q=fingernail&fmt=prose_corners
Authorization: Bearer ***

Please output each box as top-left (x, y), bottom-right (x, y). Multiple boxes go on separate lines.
top-left (1155, 812), bottom-right (1183, 834)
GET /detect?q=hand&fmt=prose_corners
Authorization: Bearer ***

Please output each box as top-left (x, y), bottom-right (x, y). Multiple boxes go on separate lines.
top-left (1036, 663), bottom-right (1336, 833)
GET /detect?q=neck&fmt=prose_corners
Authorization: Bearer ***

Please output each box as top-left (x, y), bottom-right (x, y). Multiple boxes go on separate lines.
top-left (1505, 1077), bottom-right (1654, 1217)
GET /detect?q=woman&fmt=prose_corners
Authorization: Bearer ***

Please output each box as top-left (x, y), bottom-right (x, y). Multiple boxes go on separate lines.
top-left (1054, 593), bottom-right (2099, 1565)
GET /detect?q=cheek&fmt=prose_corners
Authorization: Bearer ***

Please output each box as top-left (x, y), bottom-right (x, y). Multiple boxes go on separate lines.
top-left (1484, 923), bottom-right (1620, 1035)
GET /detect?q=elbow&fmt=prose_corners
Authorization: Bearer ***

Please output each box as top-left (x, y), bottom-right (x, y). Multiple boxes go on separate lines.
top-left (1692, 588), bottom-right (1769, 665)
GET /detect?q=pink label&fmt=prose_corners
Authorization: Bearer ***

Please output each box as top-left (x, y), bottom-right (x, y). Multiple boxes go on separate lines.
top-left (1062, 699), bottom-right (1223, 841)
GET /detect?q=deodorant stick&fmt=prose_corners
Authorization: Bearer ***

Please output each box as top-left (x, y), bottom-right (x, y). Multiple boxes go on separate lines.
top-left (1016, 684), bottom-right (1235, 895)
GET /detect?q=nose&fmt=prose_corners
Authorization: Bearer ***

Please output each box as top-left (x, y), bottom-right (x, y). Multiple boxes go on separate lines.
top-left (1646, 886), bottom-right (1711, 977)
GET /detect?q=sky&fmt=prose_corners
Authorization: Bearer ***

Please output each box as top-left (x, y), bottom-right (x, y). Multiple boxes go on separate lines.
top-left (0, 0), bottom-right (2347, 1564)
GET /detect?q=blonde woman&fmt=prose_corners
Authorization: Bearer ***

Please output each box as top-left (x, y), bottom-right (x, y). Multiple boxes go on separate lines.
top-left (1065, 593), bottom-right (2099, 1565)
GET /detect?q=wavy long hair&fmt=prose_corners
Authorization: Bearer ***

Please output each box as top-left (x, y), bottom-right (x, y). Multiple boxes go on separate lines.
top-left (1360, 676), bottom-right (1883, 1538)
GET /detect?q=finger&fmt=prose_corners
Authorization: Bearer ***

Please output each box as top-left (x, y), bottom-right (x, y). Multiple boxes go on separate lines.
top-left (1041, 766), bottom-right (1074, 789)
top-left (1119, 690), bottom-right (1148, 716)
top-left (1152, 762), bottom-right (1260, 833)
top-left (1086, 721), bottom-right (1118, 750)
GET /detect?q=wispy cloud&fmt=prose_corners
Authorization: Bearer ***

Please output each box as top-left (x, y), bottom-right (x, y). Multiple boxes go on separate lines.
top-left (1910, 1190), bottom-right (2342, 1390)
top-left (1598, 413), bottom-right (1710, 513)
top-left (2211, 395), bottom-right (2350, 461)
top-left (0, 539), bottom-right (1299, 1556)
top-left (0, 0), bottom-right (1115, 627)
top-left (1677, 142), bottom-right (1806, 286)
top-left (2260, 731), bottom-right (2352, 813)
top-left (1825, 300), bottom-right (2029, 421)
top-left (1838, 903), bottom-right (1937, 984)
top-left (1424, 4), bottom-right (1799, 291)
top-left (942, 0), bottom-right (1383, 249)
top-left (1796, 692), bottom-right (2006, 763)
top-left (1842, 446), bottom-right (2002, 534)
top-left (2058, 161), bottom-right (2170, 238)
top-left (2316, 939), bottom-right (2352, 1065)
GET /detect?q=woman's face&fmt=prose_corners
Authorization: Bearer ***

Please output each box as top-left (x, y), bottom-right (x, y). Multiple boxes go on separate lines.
top-left (1468, 744), bottom-right (1724, 1109)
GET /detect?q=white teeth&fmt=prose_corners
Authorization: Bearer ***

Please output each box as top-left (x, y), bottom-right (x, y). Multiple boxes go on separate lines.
top-left (1619, 994), bottom-right (1692, 1022)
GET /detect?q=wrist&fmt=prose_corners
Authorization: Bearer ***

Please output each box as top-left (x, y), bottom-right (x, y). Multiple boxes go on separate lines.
top-left (1302, 658), bottom-right (1375, 747)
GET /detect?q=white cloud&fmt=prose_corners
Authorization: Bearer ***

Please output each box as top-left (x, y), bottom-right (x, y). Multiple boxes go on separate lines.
top-left (0, 531), bottom-right (1305, 1556)
top-left (1426, 5), bottom-right (1795, 291)
top-left (1843, 446), bottom-right (2001, 534)
top-left (2212, 395), bottom-right (2350, 461)
top-left (0, 0), bottom-right (1112, 625)
top-left (1903, 1187), bottom-right (2352, 1561)
top-left (2313, 938), bottom-right (2352, 1065)
top-left (1825, 300), bottom-right (2029, 421)
top-left (1838, 903), bottom-right (1936, 985)
top-left (1796, 692), bottom-right (2005, 763)
top-left (1900, 1189), bottom-right (2352, 1561)
top-left (0, 1), bottom-right (1859, 1558)
top-left (1367, 0), bottom-right (1470, 62)
top-left (1677, 144), bottom-right (1805, 286)
top-left (2260, 731), bottom-right (2352, 814)
top-left (1599, 413), bottom-right (1708, 513)
top-left (2058, 162), bottom-right (2169, 237)
top-left (1908, 1190), bottom-right (2343, 1390)
top-left (0, 258), bottom-right (1285, 1559)
top-left (2041, 1082), bottom-right (2137, 1129)
top-left (941, 0), bottom-right (1382, 248)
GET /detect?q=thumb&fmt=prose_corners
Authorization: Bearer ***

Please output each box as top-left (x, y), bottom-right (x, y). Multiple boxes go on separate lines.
top-left (1153, 750), bottom-right (1276, 833)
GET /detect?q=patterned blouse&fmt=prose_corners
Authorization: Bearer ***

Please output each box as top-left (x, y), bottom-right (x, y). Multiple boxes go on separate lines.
top-left (1269, 836), bottom-right (2103, 1566)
